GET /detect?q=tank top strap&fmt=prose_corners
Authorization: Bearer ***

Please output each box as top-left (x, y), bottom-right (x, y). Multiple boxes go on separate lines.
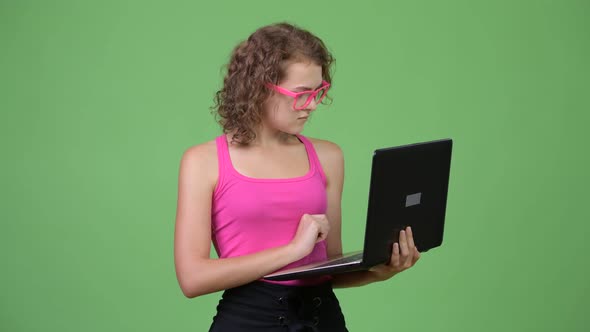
top-left (296, 134), bottom-right (327, 185)
top-left (214, 134), bottom-right (231, 195)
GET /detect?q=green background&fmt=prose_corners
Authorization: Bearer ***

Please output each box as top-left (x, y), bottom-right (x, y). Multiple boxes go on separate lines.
top-left (1, 0), bottom-right (589, 331)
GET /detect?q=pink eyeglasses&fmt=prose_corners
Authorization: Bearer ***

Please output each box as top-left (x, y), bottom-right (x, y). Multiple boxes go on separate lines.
top-left (266, 80), bottom-right (331, 110)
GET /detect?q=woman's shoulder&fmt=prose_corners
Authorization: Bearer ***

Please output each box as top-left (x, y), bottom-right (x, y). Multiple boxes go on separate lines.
top-left (181, 139), bottom-right (218, 163)
top-left (179, 139), bottom-right (219, 186)
top-left (305, 136), bottom-right (344, 161)
top-left (304, 136), bottom-right (344, 179)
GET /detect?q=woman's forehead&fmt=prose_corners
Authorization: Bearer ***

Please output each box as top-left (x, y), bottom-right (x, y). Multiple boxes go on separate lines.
top-left (282, 62), bottom-right (323, 89)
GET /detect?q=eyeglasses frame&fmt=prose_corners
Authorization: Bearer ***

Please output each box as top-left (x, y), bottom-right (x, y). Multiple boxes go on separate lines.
top-left (266, 80), bottom-right (331, 110)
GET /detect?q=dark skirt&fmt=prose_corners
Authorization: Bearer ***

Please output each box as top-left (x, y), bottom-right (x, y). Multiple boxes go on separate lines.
top-left (209, 280), bottom-right (348, 332)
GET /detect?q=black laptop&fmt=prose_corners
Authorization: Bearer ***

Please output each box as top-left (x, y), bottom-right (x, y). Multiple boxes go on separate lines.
top-left (263, 138), bottom-right (453, 281)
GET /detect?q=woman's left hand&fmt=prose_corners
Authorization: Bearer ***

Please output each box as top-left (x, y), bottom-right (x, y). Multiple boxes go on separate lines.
top-left (368, 226), bottom-right (421, 281)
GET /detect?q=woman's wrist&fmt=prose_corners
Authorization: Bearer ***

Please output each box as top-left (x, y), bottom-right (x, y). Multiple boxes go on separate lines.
top-left (283, 242), bottom-right (306, 262)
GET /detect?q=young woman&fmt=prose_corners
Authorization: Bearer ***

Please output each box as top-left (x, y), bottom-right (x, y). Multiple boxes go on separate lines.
top-left (174, 22), bottom-right (421, 331)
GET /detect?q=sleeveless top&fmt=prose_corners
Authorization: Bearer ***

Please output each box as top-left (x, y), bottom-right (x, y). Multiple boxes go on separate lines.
top-left (212, 134), bottom-right (332, 286)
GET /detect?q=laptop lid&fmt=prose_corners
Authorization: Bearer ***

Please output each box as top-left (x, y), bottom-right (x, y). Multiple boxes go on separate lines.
top-left (361, 138), bottom-right (453, 267)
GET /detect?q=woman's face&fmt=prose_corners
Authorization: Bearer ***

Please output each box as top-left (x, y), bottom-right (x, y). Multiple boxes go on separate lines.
top-left (261, 61), bottom-right (324, 135)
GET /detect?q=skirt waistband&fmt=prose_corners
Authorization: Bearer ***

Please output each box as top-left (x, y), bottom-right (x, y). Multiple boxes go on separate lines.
top-left (210, 280), bottom-right (348, 331)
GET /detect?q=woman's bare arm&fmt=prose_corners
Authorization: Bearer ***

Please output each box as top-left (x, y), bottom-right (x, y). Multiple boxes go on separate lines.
top-left (174, 142), bottom-right (303, 298)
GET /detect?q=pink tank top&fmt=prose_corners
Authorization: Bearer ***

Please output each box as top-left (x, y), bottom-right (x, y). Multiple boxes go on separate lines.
top-left (212, 134), bottom-right (332, 286)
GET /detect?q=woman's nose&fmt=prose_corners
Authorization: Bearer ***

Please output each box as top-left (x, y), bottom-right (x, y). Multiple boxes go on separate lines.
top-left (306, 98), bottom-right (318, 111)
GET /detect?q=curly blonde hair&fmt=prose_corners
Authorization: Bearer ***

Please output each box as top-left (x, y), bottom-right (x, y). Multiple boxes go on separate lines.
top-left (211, 22), bottom-right (335, 145)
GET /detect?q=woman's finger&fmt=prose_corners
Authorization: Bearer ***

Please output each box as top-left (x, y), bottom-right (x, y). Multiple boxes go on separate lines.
top-left (399, 230), bottom-right (409, 261)
top-left (412, 246), bottom-right (421, 265)
top-left (314, 215), bottom-right (329, 242)
top-left (406, 226), bottom-right (416, 250)
top-left (390, 242), bottom-right (400, 267)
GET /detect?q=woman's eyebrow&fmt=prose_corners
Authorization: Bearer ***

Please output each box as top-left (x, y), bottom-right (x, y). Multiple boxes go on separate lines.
top-left (293, 82), bottom-right (323, 91)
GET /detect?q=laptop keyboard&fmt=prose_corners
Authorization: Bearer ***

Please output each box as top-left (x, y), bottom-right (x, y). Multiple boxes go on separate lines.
top-left (315, 252), bottom-right (363, 268)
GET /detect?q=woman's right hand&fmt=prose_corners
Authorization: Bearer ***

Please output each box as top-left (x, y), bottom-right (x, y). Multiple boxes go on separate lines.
top-left (290, 214), bottom-right (330, 259)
